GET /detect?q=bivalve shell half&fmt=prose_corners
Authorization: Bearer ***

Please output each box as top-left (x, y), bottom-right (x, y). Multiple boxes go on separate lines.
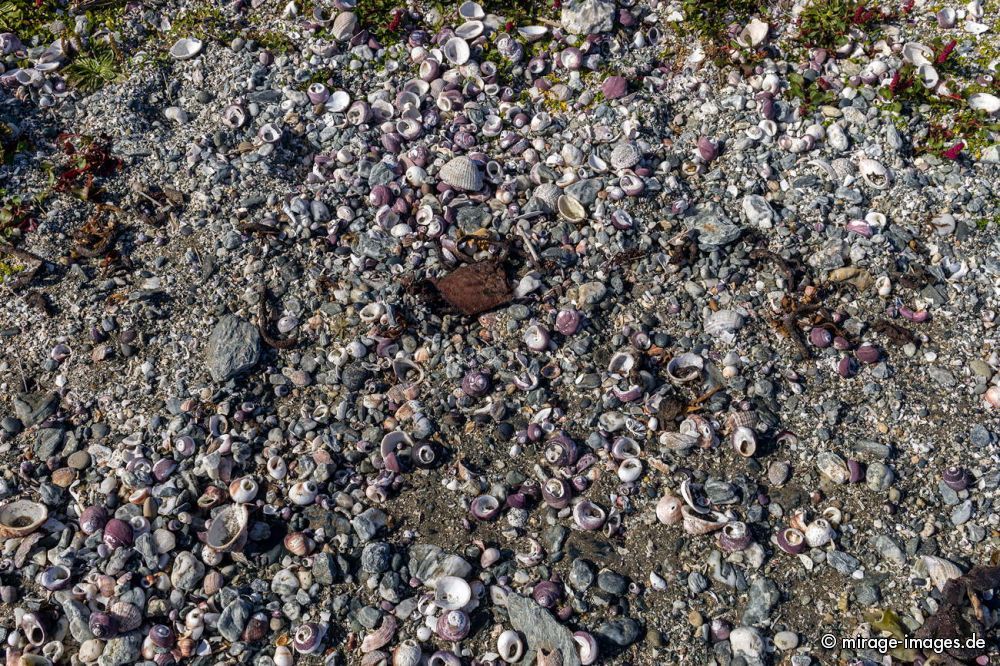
top-left (361, 615), bottom-right (397, 653)
top-left (556, 194), bottom-right (586, 222)
top-left (454, 21), bottom-right (484, 39)
top-left (434, 575), bottom-right (472, 610)
top-left (517, 25), bottom-right (548, 42)
top-left (0, 499), bottom-right (48, 538)
top-left (681, 505), bottom-right (729, 535)
top-left (205, 504), bottom-right (249, 553)
top-left (169, 37), bottom-right (203, 60)
top-left (439, 156), bottom-right (483, 191)
top-left (968, 92), bottom-right (1000, 114)
top-left (331, 12), bottom-right (357, 41)
top-left (443, 37), bottom-right (470, 65)
top-left (922, 555), bottom-right (963, 592)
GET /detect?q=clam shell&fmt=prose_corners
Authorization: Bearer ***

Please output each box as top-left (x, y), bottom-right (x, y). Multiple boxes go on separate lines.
top-left (169, 37), bottom-right (203, 60)
top-left (704, 309), bottom-right (744, 339)
top-left (681, 506), bottom-right (729, 535)
top-left (433, 575), bottom-right (472, 610)
top-left (205, 504), bottom-right (249, 552)
top-left (0, 499), bottom-right (48, 538)
top-left (517, 26), bottom-right (548, 42)
top-left (439, 155), bottom-right (482, 191)
top-left (458, 1), bottom-right (484, 19)
top-left (331, 12), bottom-right (357, 41)
top-left (328, 90), bottom-right (351, 112)
top-left (665, 352), bottom-right (703, 383)
top-left (901, 41), bottom-right (933, 65)
top-left (556, 194), bottom-right (586, 222)
top-left (454, 21), bottom-right (484, 39)
top-left (533, 183), bottom-right (561, 211)
top-left (816, 451), bottom-right (850, 484)
top-left (443, 37), bottom-right (470, 65)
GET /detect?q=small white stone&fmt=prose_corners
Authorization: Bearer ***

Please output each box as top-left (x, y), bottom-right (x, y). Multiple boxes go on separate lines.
top-left (773, 630), bottom-right (799, 650)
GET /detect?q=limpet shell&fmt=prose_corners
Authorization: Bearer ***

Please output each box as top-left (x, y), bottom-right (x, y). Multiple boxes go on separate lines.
top-left (433, 575), bottom-right (472, 610)
top-left (442, 37), bottom-right (470, 65)
top-left (205, 504), bottom-right (249, 553)
top-left (609, 142), bottom-right (641, 170)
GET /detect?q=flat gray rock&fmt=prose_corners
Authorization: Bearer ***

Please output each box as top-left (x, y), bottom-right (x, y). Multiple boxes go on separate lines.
top-left (205, 314), bottom-right (261, 382)
top-left (507, 593), bottom-right (581, 666)
top-left (13, 392), bottom-right (58, 427)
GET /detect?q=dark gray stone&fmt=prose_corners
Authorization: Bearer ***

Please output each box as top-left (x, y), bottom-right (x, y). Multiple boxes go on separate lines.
top-left (206, 314), bottom-right (261, 382)
top-left (507, 593), bottom-right (581, 666)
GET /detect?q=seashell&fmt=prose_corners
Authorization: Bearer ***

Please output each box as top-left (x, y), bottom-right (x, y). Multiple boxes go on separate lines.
top-left (39, 565), bottom-right (72, 591)
top-left (541, 477), bottom-right (571, 509)
top-left (435, 610), bottom-right (470, 641)
top-left (917, 64), bottom-right (939, 89)
top-left (439, 155), bottom-right (482, 191)
top-left (704, 309), bottom-right (744, 339)
top-left (697, 136), bottom-right (718, 162)
top-left (283, 531), bottom-right (315, 556)
top-left (79, 504), bottom-right (108, 534)
top-left (454, 21), bottom-right (483, 39)
top-left (816, 451), bottom-right (850, 484)
top-left (659, 430), bottom-right (699, 451)
top-left (480, 547), bottom-right (500, 568)
top-left (682, 506), bottom-right (730, 535)
top-left (574, 631), bottom-right (599, 665)
top-left (497, 630), bottom-right (525, 663)
top-left (307, 83), bottom-right (329, 105)
top-left (922, 555), bottom-right (962, 592)
top-left (804, 518), bottom-right (835, 547)
top-left (203, 569), bottom-right (225, 596)
top-left (517, 25), bottom-right (548, 42)
top-left (109, 601), bottom-right (142, 632)
top-left (274, 645), bottom-right (293, 666)
top-left (616, 458), bottom-right (643, 482)
top-left (102, 518), bottom-right (134, 549)
top-left (393, 639), bottom-right (423, 666)
top-left (288, 480), bottom-right (319, 505)
top-left (0, 499), bottom-right (48, 538)
top-left (434, 575), bottom-right (472, 610)
top-left (458, 1), bottom-right (484, 19)
top-left (718, 521), bottom-right (752, 552)
top-left (936, 7), bottom-right (956, 27)
top-left (732, 427), bottom-right (757, 457)
top-left (259, 123), bottom-right (282, 144)
top-left (776, 527), bottom-right (805, 554)
top-left (293, 621), bottom-right (325, 654)
top-left (968, 92), bottom-right (1000, 114)
top-left (169, 37), bottom-right (203, 60)
top-left (556, 194), bottom-right (586, 222)
top-left (656, 493), bottom-right (683, 525)
top-left (533, 183), bottom-right (562, 211)
top-left (228, 477), bottom-right (258, 503)
top-left (767, 460), bottom-right (791, 487)
top-left (442, 37), bottom-right (470, 65)
top-left (331, 12), bottom-right (357, 41)
top-left (901, 41), bottom-right (933, 65)
top-left (942, 466), bottom-right (969, 491)
top-left (679, 415), bottom-right (716, 449)
top-left (328, 90), bottom-right (351, 112)
top-left (665, 353), bottom-right (703, 383)
top-left (737, 18), bottom-right (769, 48)
top-left (88, 611), bottom-right (118, 640)
top-left (205, 504), bottom-right (248, 552)
top-left (150, 623), bottom-right (176, 648)
top-left (572, 500), bottom-right (606, 531)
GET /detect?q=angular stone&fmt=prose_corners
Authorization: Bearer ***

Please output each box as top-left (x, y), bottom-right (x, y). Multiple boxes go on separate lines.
top-left (205, 314), bottom-right (261, 382)
top-left (507, 593), bottom-right (581, 666)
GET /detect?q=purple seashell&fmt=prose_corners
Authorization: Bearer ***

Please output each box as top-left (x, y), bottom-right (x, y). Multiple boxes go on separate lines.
top-left (411, 442), bottom-right (438, 468)
top-left (80, 505), bottom-right (109, 534)
top-left (899, 306), bottom-right (930, 323)
top-left (430, 650), bottom-right (462, 666)
top-left (809, 327), bottom-right (832, 348)
top-left (601, 75), bottom-right (627, 99)
top-left (541, 477), bottom-right (571, 509)
top-left (526, 423), bottom-right (544, 442)
top-left (717, 521), bottom-right (751, 552)
top-left (383, 452), bottom-right (403, 474)
top-left (847, 459), bottom-right (865, 484)
top-left (832, 336), bottom-right (852, 351)
top-left (942, 466), bottom-right (968, 491)
top-left (532, 580), bottom-right (562, 608)
top-left (102, 518), bottom-right (134, 549)
top-left (697, 136), bottom-right (718, 162)
top-left (845, 220), bottom-right (873, 237)
top-left (435, 610), bottom-right (470, 641)
top-left (89, 611), bottom-right (118, 639)
top-left (505, 492), bottom-right (528, 510)
top-left (574, 452), bottom-right (598, 474)
top-left (381, 133), bottom-right (402, 154)
top-left (470, 495), bottom-right (501, 520)
top-left (561, 47), bottom-right (583, 70)
top-left (555, 309), bottom-right (582, 335)
top-left (461, 371), bottom-right (491, 398)
top-left (837, 356), bottom-right (859, 378)
top-left (574, 630), bottom-right (599, 665)
top-left (710, 618), bottom-right (732, 642)
top-left (855, 343), bottom-right (881, 364)
top-left (307, 83), bottom-right (330, 105)
top-left (776, 527), bottom-right (805, 554)
top-left (149, 624), bottom-right (175, 648)
top-left (572, 500), bottom-right (605, 530)
top-left (613, 385), bottom-right (643, 402)
top-left (543, 433), bottom-right (578, 467)
top-left (293, 622), bottom-right (324, 654)
top-left (152, 458), bottom-right (178, 481)
top-left (570, 475), bottom-right (590, 493)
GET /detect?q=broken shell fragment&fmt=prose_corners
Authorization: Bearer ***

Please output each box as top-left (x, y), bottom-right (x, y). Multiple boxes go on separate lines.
top-left (0, 499), bottom-right (48, 538)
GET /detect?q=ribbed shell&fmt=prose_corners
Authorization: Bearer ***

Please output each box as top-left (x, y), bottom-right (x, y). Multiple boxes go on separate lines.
top-left (533, 183), bottom-right (561, 210)
top-left (109, 601), bottom-right (142, 632)
top-left (331, 12), bottom-right (357, 41)
top-left (439, 156), bottom-right (483, 191)
top-left (610, 142), bottom-right (641, 170)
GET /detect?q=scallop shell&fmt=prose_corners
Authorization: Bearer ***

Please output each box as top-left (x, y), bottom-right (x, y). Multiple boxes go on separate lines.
top-left (331, 12), bottom-right (357, 41)
top-left (439, 156), bottom-right (482, 191)
top-left (0, 499), bottom-right (48, 538)
top-left (169, 37), bottom-right (203, 60)
top-left (442, 37), bottom-right (470, 65)
top-left (609, 142), bottom-right (641, 170)
top-left (556, 194), bottom-right (586, 222)
top-left (816, 451), bottom-right (850, 484)
top-left (922, 555), bottom-right (962, 592)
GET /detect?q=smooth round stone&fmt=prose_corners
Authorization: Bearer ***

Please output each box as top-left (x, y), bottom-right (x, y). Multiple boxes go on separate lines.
top-left (774, 630), bottom-right (799, 650)
top-left (67, 450), bottom-right (91, 469)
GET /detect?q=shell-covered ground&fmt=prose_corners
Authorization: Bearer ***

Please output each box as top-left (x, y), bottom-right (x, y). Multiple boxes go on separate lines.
top-left (0, 0), bottom-right (999, 665)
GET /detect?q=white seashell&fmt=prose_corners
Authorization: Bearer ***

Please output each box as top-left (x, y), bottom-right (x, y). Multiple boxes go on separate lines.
top-left (737, 18), bottom-right (769, 48)
top-left (434, 575), bottom-right (472, 610)
top-left (610, 142), bottom-right (641, 170)
top-left (827, 122), bottom-right (849, 152)
top-left (901, 42), bottom-right (933, 65)
top-left (497, 630), bottom-right (525, 663)
top-left (517, 26), bottom-right (548, 42)
top-left (968, 92), bottom-right (1000, 114)
top-left (454, 21), bottom-right (483, 39)
top-left (858, 158), bottom-right (891, 189)
top-left (458, 1), bottom-right (484, 19)
top-left (666, 353), bottom-right (703, 383)
top-left (220, 104), bottom-right (246, 129)
top-left (964, 19), bottom-right (989, 34)
top-left (556, 194), bottom-right (586, 222)
top-left (655, 493), bottom-right (683, 525)
top-left (439, 155), bottom-right (483, 191)
top-left (587, 153), bottom-right (609, 173)
top-left (331, 12), bottom-right (357, 41)
top-left (917, 64), bottom-right (939, 89)
top-left (328, 90), bottom-right (351, 112)
top-left (804, 518), bottom-right (835, 547)
top-left (816, 451), bottom-right (850, 484)
top-left (922, 555), bottom-right (963, 592)
top-left (443, 37), bottom-right (470, 65)
top-left (730, 627), bottom-right (765, 664)
top-left (704, 309), bottom-right (744, 339)
top-left (936, 7), bottom-right (957, 27)
top-left (169, 37), bottom-right (203, 60)
top-left (732, 427), bottom-right (757, 458)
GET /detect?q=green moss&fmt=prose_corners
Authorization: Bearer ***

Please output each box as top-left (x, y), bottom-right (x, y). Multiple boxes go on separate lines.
top-left (797, 0), bottom-right (887, 49)
top-left (248, 29), bottom-right (297, 55)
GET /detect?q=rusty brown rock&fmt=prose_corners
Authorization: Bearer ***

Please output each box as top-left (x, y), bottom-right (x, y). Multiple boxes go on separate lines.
top-left (430, 259), bottom-right (511, 316)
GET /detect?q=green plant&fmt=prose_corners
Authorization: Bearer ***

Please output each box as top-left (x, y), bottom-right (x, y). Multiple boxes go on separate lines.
top-left (786, 71), bottom-right (836, 112)
top-left (63, 44), bottom-right (120, 93)
top-left (797, 0), bottom-right (887, 49)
